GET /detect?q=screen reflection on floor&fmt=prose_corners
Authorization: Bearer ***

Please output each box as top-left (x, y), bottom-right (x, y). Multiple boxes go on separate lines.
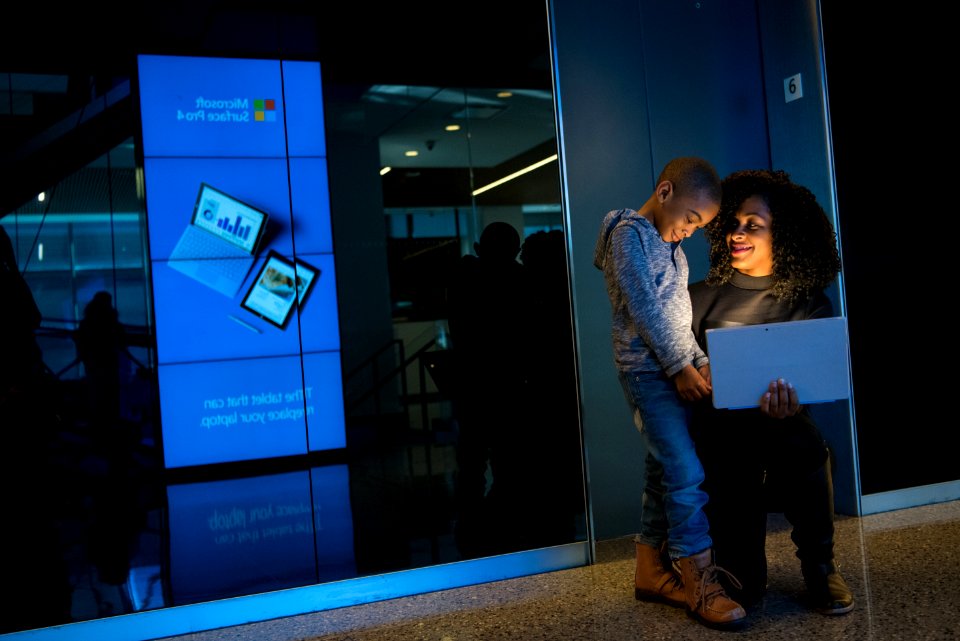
top-left (166, 465), bottom-right (356, 606)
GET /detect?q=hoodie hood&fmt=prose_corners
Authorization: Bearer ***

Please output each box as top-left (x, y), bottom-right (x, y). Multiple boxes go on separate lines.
top-left (594, 208), bottom-right (645, 271)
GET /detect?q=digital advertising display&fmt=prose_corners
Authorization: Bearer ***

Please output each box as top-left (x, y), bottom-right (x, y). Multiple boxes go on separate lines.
top-left (137, 54), bottom-right (345, 469)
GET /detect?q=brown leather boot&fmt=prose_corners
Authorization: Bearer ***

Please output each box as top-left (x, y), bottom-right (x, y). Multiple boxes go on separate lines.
top-left (634, 541), bottom-right (685, 607)
top-left (675, 548), bottom-right (747, 631)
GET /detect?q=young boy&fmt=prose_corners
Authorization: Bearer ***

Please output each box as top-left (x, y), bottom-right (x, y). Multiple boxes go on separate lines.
top-left (593, 157), bottom-right (746, 631)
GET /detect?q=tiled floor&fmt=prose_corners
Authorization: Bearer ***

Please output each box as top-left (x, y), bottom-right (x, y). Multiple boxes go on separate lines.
top-left (161, 499), bottom-right (960, 641)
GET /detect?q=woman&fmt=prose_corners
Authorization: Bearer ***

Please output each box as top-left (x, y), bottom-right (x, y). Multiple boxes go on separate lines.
top-left (688, 169), bottom-right (854, 615)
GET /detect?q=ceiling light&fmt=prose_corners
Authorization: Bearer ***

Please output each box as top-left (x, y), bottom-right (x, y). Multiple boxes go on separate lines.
top-left (37, 192), bottom-right (45, 202)
top-left (444, 124), bottom-right (461, 132)
top-left (448, 105), bottom-right (505, 120)
top-left (472, 154), bottom-right (559, 196)
top-left (497, 91), bottom-right (513, 98)
top-left (380, 166), bottom-right (392, 176)
top-left (404, 150), bottom-right (419, 157)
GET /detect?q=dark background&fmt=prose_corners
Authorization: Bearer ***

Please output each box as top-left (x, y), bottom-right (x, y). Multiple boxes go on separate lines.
top-left (820, 4), bottom-right (953, 492)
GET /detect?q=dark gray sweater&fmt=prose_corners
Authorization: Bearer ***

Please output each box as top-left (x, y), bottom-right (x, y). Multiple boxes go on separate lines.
top-left (594, 208), bottom-right (707, 376)
top-left (689, 271), bottom-right (833, 354)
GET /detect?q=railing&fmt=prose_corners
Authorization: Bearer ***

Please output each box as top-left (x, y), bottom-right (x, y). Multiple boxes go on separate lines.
top-left (344, 336), bottom-right (450, 434)
top-left (39, 318), bottom-right (451, 438)
top-left (34, 323), bottom-right (152, 378)
top-left (343, 338), bottom-right (407, 418)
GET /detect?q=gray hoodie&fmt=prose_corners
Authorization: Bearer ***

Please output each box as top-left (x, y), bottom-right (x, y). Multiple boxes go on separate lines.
top-left (593, 208), bottom-right (707, 376)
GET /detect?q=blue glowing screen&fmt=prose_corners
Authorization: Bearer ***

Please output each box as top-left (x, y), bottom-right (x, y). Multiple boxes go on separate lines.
top-left (137, 54), bottom-right (344, 468)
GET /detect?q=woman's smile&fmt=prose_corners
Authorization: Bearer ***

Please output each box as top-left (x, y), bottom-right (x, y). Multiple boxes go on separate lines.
top-left (725, 195), bottom-right (773, 276)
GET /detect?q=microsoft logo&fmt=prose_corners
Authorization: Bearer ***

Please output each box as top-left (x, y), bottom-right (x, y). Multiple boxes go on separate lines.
top-left (254, 99), bottom-right (277, 122)
top-left (182, 97), bottom-right (279, 123)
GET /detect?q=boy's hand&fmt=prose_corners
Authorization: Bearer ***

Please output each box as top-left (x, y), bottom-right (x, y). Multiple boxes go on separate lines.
top-left (673, 364), bottom-right (712, 402)
top-left (698, 364), bottom-right (712, 387)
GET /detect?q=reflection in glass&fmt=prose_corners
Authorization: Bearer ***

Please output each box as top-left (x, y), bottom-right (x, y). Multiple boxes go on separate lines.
top-left (0, 75), bottom-right (585, 637)
top-left (333, 82), bottom-right (585, 564)
top-left (166, 467), bottom-right (354, 605)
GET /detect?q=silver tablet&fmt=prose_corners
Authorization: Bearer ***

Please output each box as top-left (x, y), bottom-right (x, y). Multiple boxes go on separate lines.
top-left (706, 316), bottom-right (851, 410)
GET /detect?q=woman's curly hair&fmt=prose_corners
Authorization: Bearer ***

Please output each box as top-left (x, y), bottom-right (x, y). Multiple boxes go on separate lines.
top-left (704, 169), bottom-right (841, 302)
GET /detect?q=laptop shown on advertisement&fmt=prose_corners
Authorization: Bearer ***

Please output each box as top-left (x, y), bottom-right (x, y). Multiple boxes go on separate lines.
top-left (167, 183), bottom-right (269, 298)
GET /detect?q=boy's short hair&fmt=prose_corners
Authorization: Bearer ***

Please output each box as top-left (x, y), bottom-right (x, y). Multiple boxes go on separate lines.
top-left (657, 157), bottom-right (721, 203)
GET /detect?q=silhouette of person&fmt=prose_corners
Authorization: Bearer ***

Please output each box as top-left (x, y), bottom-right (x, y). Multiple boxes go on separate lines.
top-left (515, 229), bottom-right (583, 546)
top-left (85, 455), bottom-right (152, 589)
top-left (0, 225), bottom-right (72, 632)
top-left (446, 221), bottom-right (529, 557)
top-left (0, 226), bottom-right (44, 396)
top-left (75, 290), bottom-right (128, 451)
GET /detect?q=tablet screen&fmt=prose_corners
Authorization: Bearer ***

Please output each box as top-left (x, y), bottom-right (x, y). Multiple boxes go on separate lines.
top-left (240, 251), bottom-right (320, 329)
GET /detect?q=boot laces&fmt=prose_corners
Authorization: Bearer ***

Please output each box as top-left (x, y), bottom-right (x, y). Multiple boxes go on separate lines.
top-left (660, 568), bottom-right (683, 592)
top-left (697, 563), bottom-right (742, 609)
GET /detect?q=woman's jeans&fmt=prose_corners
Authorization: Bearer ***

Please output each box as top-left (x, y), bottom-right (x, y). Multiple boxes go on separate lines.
top-left (619, 369), bottom-right (711, 560)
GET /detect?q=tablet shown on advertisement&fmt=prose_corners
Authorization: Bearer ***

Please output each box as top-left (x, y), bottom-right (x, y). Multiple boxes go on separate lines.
top-left (240, 250), bottom-right (320, 329)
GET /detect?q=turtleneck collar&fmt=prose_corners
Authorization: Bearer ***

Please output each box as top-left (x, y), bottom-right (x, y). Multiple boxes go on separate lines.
top-left (729, 270), bottom-right (774, 291)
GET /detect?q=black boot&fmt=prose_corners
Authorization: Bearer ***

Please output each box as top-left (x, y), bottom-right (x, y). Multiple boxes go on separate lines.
top-left (783, 455), bottom-right (854, 615)
top-left (801, 559), bottom-right (854, 615)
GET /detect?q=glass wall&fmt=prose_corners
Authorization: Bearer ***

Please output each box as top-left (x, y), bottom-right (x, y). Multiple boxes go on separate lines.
top-left (1, 141), bottom-right (165, 632)
top-left (0, 19), bottom-right (587, 638)
top-left (326, 81), bottom-right (583, 566)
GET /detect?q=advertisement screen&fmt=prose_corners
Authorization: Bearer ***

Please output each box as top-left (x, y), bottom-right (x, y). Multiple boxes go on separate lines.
top-left (138, 54), bottom-right (345, 468)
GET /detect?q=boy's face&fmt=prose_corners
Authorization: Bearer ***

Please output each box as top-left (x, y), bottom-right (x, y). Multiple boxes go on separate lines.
top-left (653, 182), bottom-right (719, 243)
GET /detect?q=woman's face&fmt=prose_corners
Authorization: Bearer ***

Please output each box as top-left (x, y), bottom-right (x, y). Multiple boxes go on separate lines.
top-left (726, 195), bottom-right (774, 276)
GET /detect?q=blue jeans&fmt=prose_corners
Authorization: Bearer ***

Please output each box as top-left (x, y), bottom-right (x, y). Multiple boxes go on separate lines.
top-left (619, 369), bottom-right (712, 559)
